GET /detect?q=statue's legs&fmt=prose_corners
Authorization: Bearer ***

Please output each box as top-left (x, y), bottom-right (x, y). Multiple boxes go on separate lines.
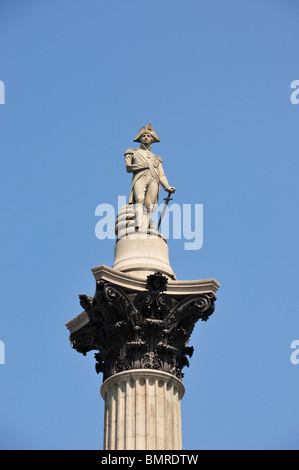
top-left (133, 177), bottom-right (159, 230)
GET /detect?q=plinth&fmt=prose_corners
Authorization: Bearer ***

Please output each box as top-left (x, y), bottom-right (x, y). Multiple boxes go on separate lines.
top-left (66, 212), bottom-right (220, 450)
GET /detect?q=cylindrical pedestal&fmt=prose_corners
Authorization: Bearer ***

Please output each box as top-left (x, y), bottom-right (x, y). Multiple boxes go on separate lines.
top-left (113, 233), bottom-right (176, 280)
top-left (113, 204), bottom-right (176, 280)
top-left (100, 369), bottom-right (185, 450)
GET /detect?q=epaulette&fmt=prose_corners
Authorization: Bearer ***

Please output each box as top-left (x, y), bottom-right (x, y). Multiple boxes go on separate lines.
top-left (124, 148), bottom-right (134, 155)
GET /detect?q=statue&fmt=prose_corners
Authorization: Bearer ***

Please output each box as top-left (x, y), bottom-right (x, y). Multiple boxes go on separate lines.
top-left (124, 123), bottom-right (175, 231)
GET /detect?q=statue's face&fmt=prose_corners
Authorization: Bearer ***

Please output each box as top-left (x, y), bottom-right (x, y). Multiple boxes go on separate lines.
top-left (140, 133), bottom-right (153, 145)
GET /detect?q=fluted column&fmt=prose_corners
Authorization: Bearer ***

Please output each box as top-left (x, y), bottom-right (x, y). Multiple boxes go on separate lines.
top-left (101, 369), bottom-right (185, 451)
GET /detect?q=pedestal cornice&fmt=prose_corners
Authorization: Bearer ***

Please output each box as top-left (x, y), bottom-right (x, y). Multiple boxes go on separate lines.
top-left (91, 264), bottom-right (220, 296)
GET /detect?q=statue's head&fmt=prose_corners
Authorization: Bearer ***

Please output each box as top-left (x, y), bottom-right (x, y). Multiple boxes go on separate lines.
top-left (133, 123), bottom-right (160, 144)
top-left (140, 132), bottom-right (154, 146)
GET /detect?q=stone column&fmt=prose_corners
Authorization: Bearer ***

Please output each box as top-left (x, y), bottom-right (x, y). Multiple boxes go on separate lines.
top-left (101, 369), bottom-right (185, 451)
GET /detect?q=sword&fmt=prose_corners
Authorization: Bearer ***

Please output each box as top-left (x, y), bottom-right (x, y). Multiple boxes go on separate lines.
top-left (157, 190), bottom-right (173, 230)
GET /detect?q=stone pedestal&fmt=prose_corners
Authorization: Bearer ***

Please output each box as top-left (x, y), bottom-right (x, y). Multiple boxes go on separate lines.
top-left (113, 204), bottom-right (176, 280)
top-left (101, 369), bottom-right (184, 450)
top-left (113, 233), bottom-right (176, 281)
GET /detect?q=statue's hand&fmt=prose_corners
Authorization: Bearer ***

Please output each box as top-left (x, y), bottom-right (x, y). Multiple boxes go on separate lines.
top-left (166, 186), bottom-right (175, 193)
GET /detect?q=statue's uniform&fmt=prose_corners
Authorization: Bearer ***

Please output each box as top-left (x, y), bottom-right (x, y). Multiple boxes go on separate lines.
top-left (124, 146), bottom-right (170, 210)
top-left (123, 123), bottom-right (174, 230)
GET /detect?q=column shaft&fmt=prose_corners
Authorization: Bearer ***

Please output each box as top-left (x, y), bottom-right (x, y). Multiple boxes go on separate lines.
top-left (100, 370), bottom-right (185, 451)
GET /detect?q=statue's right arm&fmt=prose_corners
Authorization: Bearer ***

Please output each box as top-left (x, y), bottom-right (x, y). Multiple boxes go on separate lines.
top-left (124, 149), bottom-right (149, 173)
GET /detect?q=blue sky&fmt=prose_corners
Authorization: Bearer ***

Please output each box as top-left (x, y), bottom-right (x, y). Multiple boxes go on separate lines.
top-left (0, 0), bottom-right (298, 450)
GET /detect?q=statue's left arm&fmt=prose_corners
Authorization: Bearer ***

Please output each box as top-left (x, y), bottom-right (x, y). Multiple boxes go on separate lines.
top-left (158, 158), bottom-right (175, 193)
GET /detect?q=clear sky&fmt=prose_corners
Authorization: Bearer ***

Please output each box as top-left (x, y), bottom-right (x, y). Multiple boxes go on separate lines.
top-left (0, 0), bottom-right (299, 450)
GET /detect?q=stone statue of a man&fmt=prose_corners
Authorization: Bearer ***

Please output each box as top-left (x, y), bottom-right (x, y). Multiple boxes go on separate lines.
top-left (124, 123), bottom-right (175, 231)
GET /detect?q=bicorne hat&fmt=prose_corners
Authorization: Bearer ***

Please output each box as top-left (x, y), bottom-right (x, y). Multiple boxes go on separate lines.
top-left (133, 123), bottom-right (160, 143)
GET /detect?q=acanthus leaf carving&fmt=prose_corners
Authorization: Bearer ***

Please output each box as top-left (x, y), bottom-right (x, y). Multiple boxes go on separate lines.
top-left (69, 273), bottom-right (217, 381)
